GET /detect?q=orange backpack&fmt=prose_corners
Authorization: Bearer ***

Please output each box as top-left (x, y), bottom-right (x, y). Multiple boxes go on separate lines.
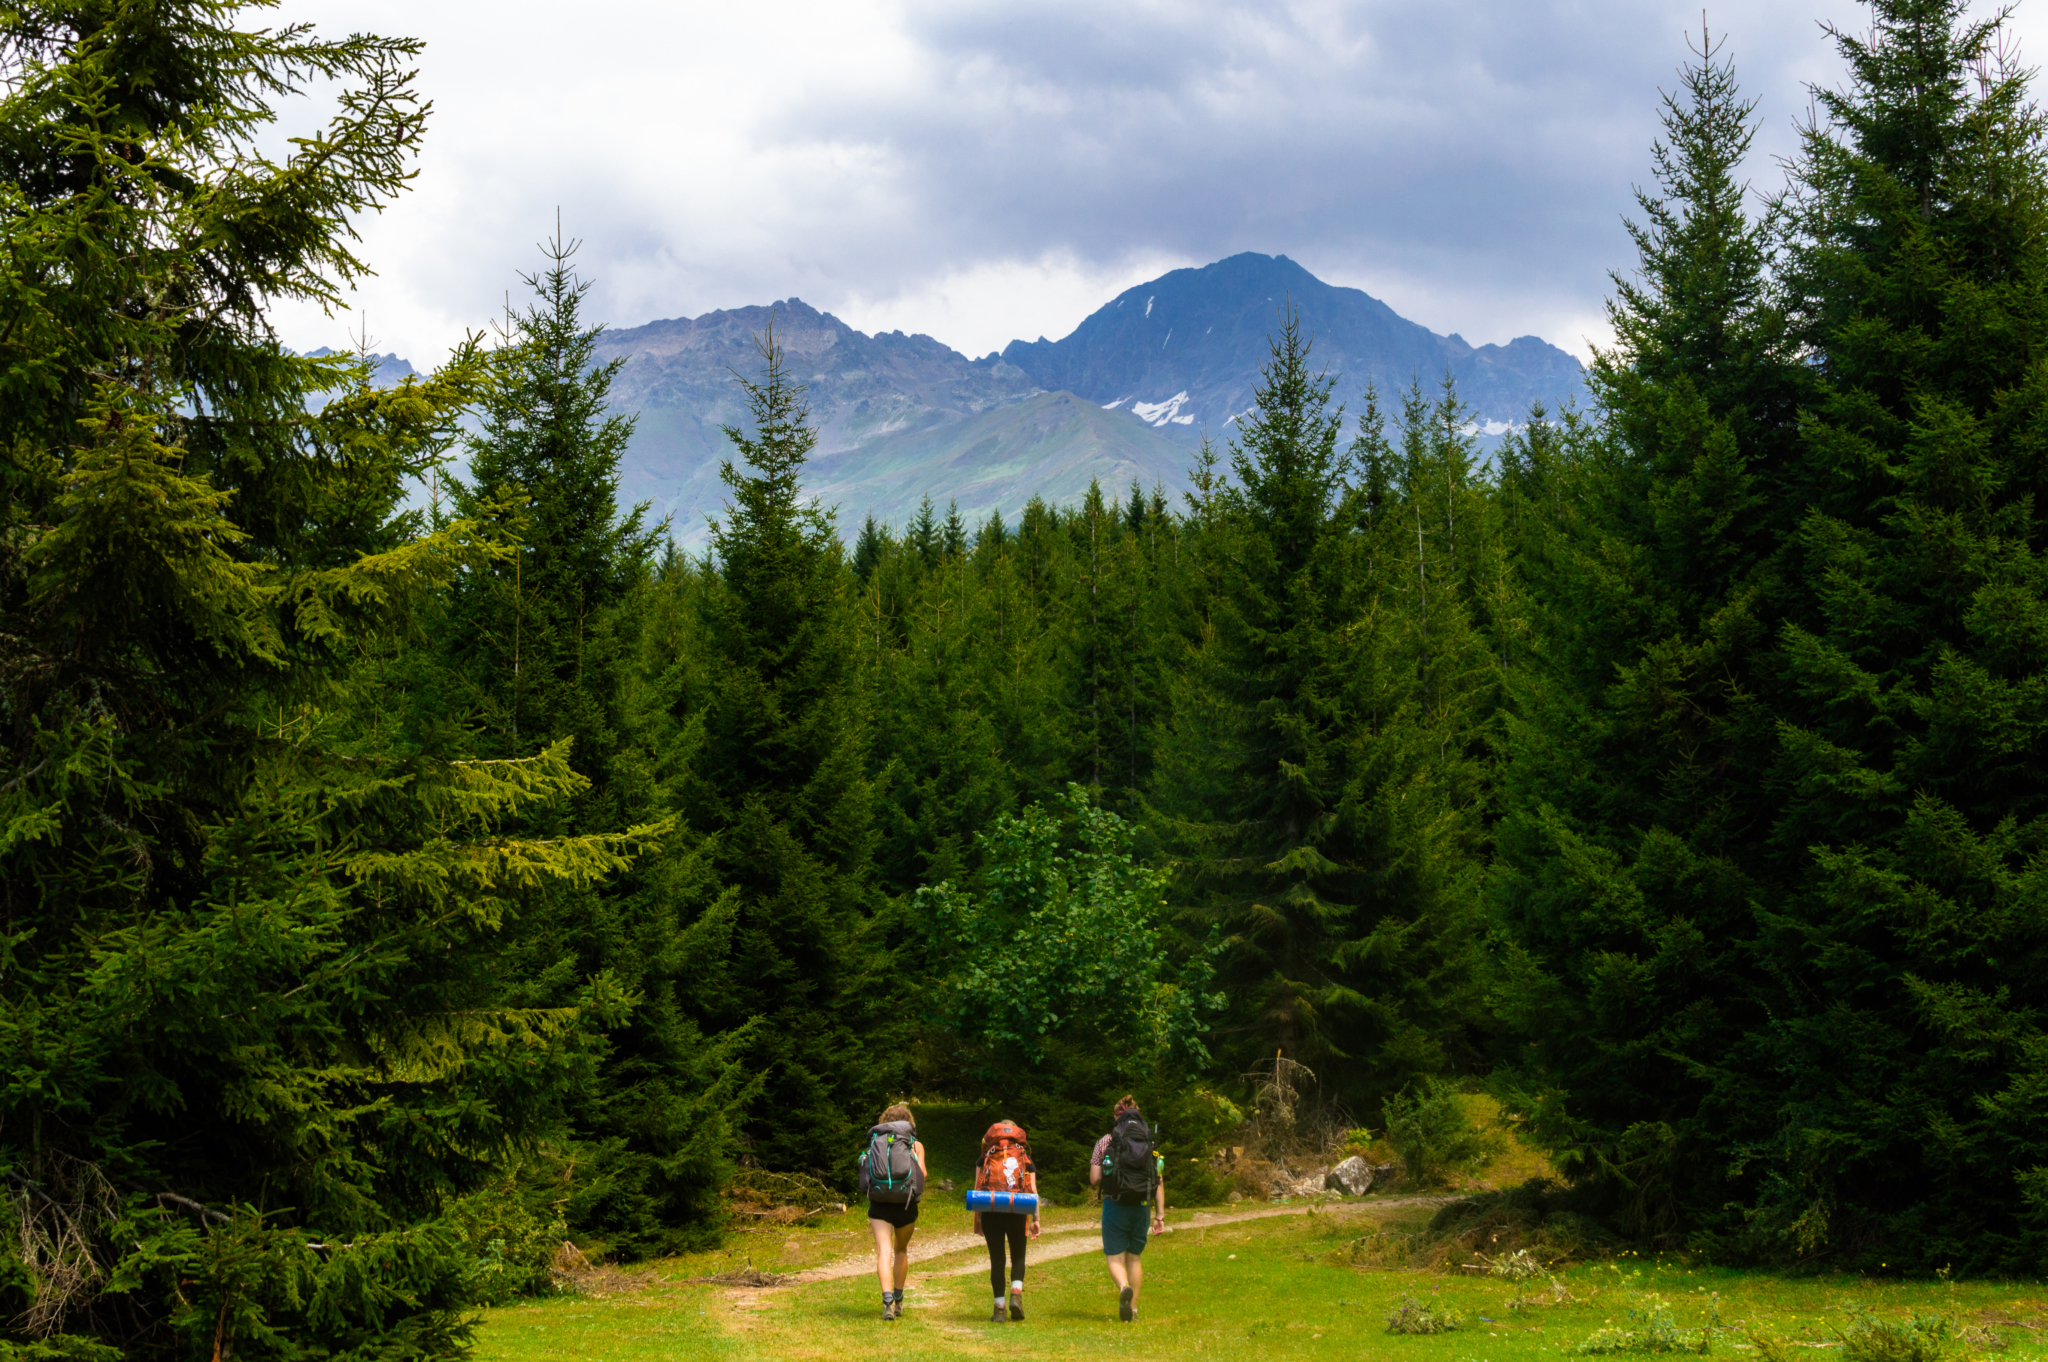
top-left (975, 1120), bottom-right (1036, 1196)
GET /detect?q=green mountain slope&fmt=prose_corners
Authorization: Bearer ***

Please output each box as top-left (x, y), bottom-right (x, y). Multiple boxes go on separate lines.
top-left (802, 390), bottom-right (1193, 530)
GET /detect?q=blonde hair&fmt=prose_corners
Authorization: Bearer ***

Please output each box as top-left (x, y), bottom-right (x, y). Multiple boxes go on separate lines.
top-left (879, 1102), bottom-right (915, 1128)
top-left (1113, 1094), bottom-right (1140, 1118)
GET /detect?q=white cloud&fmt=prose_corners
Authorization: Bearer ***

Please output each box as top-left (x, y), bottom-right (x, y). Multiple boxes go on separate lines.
top-left (830, 249), bottom-right (1192, 358)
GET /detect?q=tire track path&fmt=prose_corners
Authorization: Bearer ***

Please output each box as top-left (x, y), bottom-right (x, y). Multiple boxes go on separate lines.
top-left (778, 1194), bottom-right (1452, 1287)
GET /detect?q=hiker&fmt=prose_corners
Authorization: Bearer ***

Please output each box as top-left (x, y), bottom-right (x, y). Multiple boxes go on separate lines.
top-left (967, 1119), bottom-right (1041, 1322)
top-left (860, 1103), bottom-right (927, 1320)
top-left (1090, 1094), bottom-right (1166, 1323)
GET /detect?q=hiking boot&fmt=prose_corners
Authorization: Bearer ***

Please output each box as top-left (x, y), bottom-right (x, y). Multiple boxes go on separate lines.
top-left (990, 1302), bottom-right (1007, 1323)
top-left (882, 1295), bottom-right (898, 1321)
top-left (1008, 1293), bottom-right (1025, 1321)
top-left (1118, 1286), bottom-right (1134, 1322)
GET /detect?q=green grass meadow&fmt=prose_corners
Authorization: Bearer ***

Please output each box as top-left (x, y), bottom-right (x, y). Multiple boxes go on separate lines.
top-left (475, 1211), bottom-right (2048, 1362)
top-left (472, 1104), bottom-right (2048, 1362)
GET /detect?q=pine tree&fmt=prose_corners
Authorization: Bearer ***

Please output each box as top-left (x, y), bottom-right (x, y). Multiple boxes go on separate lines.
top-left (1150, 316), bottom-right (1489, 1109)
top-left (0, 3), bottom-right (661, 1353)
top-left (443, 239), bottom-right (742, 1258)
top-left (680, 331), bottom-right (889, 1170)
top-left (450, 227), bottom-right (661, 761)
top-left (1726, 0), bottom-right (2048, 1268)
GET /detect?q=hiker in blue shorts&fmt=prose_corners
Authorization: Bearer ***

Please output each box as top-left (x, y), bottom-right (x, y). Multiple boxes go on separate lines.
top-left (1089, 1095), bottom-right (1166, 1323)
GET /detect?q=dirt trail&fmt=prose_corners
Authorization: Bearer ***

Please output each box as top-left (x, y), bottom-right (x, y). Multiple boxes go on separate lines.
top-left (782, 1194), bottom-right (1451, 1287)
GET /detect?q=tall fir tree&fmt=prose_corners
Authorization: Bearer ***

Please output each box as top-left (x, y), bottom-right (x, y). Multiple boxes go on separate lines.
top-left (444, 239), bottom-right (746, 1257)
top-left (0, 3), bottom-right (662, 1355)
top-left (1731, 0), bottom-right (2048, 1269)
top-left (680, 332), bottom-right (890, 1171)
top-left (1150, 317), bottom-right (1490, 1109)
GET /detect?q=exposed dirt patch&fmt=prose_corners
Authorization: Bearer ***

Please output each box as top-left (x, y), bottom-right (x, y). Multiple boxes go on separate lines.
top-left (696, 1267), bottom-right (787, 1287)
top-left (551, 1265), bottom-right (663, 1296)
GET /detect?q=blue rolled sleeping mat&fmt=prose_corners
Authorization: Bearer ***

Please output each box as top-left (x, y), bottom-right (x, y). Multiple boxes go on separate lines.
top-left (964, 1189), bottom-right (1039, 1212)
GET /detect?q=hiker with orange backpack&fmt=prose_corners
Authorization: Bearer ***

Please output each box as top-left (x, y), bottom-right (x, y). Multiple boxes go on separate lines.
top-left (859, 1103), bottom-right (927, 1320)
top-left (965, 1120), bottom-right (1041, 1323)
top-left (1090, 1095), bottom-right (1165, 1323)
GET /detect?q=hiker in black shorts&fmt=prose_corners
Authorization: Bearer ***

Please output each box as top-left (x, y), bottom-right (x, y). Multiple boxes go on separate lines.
top-left (861, 1103), bottom-right (927, 1320)
top-left (969, 1120), bottom-right (1040, 1322)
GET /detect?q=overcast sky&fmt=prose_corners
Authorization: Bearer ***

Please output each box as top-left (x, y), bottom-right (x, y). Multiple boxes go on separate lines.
top-left (269, 0), bottom-right (2043, 369)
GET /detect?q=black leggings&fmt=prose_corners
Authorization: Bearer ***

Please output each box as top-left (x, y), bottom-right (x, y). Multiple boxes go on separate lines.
top-left (982, 1212), bottom-right (1028, 1297)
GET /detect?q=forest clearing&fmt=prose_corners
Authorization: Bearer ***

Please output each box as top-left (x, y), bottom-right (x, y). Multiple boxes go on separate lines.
top-left (478, 1108), bottom-right (2042, 1361)
top-left (8, 0), bottom-right (2048, 1358)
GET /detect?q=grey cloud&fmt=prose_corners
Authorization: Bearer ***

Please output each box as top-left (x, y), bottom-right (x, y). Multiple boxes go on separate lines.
top-left (739, 0), bottom-right (1872, 346)
top-left (292, 0), bottom-right (2011, 369)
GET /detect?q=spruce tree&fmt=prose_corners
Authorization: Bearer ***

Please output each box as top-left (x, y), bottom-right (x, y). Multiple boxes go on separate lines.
top-left (451, 228), bottom-right (660, 760)
top-left (1730, 0), bottom-right (2048, 1268)
top-left (906, 494), bottom-right (941, 571)
top-left (852, 512), bottom-right (886, 582)
top-left (1500, 2), bottom-right (2048, 1268)
top-left (1489, 25), bottom-right (1806, 1240)
top-left (0, 2), bottom-right (661, 1353)
top-left (1150, 317), bottom-right (1489, 1108)
top-left (942, 499), bottom-right (968, 560)
top-left (681, 332), bottom-right (888, 1171)
top-left (444, 240), bottom-right (741, 1258)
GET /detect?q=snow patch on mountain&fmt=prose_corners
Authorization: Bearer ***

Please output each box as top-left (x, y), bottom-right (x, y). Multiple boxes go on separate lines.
top-left (1131, 391), bottom-right (1191, 426)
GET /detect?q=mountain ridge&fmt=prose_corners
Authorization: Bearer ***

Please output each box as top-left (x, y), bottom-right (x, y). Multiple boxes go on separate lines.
top-left (419, 253), bottom-right (1587, 542)
top-left (995, 253), bottom-right (1583, 440)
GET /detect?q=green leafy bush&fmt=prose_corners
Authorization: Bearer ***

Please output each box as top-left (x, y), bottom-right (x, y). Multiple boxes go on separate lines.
top-left (917, 787), bottom-right (1223, 1074)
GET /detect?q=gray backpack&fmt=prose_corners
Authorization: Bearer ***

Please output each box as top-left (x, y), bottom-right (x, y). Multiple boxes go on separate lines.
top-left (859, 1120), bottom-right (923, 1205)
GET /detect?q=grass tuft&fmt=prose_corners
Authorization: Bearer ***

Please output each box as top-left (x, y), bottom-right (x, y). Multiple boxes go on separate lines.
top-left (1573, 1291), bottom-right (1713, 1354)
top-left (1837, 1309), bottom-right (1963, 1362)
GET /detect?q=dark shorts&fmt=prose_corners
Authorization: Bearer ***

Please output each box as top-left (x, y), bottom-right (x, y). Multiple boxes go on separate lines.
top-left (1101, 1199), bottom-right (1151, 1256)
top-left (868, 1199), bottom-right (919, 1229)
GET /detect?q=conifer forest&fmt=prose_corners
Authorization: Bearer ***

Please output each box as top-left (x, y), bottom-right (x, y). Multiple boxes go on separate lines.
top-left (7, 0), bottom-right (2048, 1357)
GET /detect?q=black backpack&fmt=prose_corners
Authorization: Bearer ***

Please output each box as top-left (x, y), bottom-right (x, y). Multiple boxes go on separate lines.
top-left (859, 1121), bottom-right (923, 1205)
top-left (1102, 1112), bottom-right (1160, 1206)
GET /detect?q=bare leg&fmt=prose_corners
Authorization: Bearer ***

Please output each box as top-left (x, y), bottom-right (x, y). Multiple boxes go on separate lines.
top-left (1105, 1253), bottom-right (1131, 1292)
top-left (1126, 1252), bottom-right (1144, 1304)
top-left (869, 1219), bottom-right (898, 1295)
top-left (892, 1223), bottom-right (915, 1290)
